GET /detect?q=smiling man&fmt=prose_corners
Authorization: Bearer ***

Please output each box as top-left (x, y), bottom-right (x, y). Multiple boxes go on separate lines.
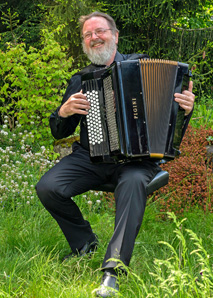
top-left (81, 15), bottom-right (118, 66)
top-left (36, 11), bottom-right (195, 297)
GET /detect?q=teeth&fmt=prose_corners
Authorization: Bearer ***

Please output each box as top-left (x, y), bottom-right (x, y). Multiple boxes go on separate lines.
top-left (93, 42), bottom-right (103, 47)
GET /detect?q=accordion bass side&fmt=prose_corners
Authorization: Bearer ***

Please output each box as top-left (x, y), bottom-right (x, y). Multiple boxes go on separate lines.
top-left (81, 59), bottom-right (191, 163)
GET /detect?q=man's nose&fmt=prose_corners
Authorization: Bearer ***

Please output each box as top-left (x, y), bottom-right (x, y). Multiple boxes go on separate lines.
top-left (91, 32), bottom-right (99, 39)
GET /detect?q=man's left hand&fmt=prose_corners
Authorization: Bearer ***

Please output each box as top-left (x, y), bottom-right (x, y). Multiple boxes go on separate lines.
top-left (174, 81), bottom-right (195, 116)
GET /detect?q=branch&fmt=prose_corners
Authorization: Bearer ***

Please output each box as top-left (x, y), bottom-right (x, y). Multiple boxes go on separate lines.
top-left (171, 26), bottom-right (213, 32)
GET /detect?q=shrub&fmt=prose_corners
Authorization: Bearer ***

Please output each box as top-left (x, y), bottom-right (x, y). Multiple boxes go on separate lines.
top-left (153, 125), bottom-right (213, 214)
top-left (0, 28), bottom-right (76, 148)
top-left (190, 95), bottom-right (213, 129)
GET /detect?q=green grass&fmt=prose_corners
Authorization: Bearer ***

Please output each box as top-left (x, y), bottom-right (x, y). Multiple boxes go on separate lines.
top-left (0, 113), bottom-right (213, 297)
top-left (0, 193), bottom-right (212, 297)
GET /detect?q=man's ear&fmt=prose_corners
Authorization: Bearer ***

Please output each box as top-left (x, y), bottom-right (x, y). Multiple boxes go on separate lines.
top-left (115, 31), bottom-right (119, 44)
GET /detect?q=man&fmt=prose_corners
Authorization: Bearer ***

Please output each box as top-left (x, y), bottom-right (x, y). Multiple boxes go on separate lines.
top-left (36, 11), bottom-right (195, 297)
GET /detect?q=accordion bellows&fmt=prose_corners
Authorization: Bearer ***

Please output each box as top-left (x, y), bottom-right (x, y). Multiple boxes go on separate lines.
top-left (82, 59), bottom-right (191, 163)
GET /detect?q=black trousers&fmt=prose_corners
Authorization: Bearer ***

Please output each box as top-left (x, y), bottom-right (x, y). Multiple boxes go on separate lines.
top-left (36, 142), bottom-right (161, 269)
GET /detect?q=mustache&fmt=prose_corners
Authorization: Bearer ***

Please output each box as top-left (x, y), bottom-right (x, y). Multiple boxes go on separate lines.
top-left (90, 39), bottom-right (105, 47)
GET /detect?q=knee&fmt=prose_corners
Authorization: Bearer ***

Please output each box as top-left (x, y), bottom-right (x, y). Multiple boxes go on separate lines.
top-left (35, 175), bottom-right (54, 207)
top-left (119, 171), bottom-right (146, 189)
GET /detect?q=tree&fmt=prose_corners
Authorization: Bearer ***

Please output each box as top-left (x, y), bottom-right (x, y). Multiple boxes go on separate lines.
top-left (41, 0), bottom-right (104, 66)
top-left (101, 0), bottom-right (213, 96)
top-left (0, 0), bottom-right (44, 49)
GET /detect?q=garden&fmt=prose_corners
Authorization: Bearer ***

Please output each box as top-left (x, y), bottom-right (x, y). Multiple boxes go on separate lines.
top-left (0, 0), bottom-right (212, 297)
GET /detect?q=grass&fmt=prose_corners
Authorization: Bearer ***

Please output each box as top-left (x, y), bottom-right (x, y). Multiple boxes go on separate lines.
top-left (0, 115), bottom-right (213, 297)
top-left (0, 197), bottom-right (212, 297)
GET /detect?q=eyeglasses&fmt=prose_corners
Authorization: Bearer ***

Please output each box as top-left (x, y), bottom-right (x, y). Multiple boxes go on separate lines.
top-left (82, 28), bottom-right (112, 40)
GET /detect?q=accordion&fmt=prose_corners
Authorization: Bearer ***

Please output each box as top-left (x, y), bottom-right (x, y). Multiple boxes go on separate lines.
top-left (81, 59), bottom-right (191, 163)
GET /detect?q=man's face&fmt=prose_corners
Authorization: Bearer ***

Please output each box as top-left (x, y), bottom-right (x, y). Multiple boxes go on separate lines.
top-left (82, 16), bottom-right (118, 65)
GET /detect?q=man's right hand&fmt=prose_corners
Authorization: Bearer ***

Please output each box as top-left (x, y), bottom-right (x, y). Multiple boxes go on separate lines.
top-left (58, 91), bottom-right (90, 118)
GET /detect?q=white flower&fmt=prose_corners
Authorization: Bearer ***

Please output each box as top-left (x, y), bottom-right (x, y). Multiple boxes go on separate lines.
top-left (88, 200), bottom-right (92, 205)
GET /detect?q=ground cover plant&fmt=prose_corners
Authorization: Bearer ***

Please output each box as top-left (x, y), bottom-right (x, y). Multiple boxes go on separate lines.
top-left (0, 115), bottom-right (212, 297)
top-left (153, 125), bottom-right (213, 215)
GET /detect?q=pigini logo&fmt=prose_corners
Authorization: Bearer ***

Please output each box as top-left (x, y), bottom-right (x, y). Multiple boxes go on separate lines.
top-left (132, 98), bottom-right (138, 119)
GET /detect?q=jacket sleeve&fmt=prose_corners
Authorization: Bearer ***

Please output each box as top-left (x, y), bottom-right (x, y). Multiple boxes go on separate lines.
top-left (49, 74), bottom-right (82, 140)
top-left (181, 108), bottom-right (193, 141)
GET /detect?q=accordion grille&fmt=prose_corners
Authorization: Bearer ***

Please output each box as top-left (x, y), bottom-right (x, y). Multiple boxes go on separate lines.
top-left (103, 76), bottom-right (120, 152)
top-left (140, 59), bottom-right (178, 156)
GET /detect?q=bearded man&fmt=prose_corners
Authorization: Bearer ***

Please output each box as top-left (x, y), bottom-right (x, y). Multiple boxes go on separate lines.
top-left (36, 11), bottom-right (195, 297)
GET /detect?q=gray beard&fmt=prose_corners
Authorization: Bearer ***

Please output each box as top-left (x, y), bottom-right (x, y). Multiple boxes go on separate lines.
top-left (82, 36), bottom-right (117, 65)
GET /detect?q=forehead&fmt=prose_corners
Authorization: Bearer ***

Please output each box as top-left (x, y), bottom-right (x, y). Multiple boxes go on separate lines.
top-left (83, 17), bottom-right (109, 32)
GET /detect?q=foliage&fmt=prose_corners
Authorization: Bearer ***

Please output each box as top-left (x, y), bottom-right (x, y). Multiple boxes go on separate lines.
top-left (103, 0), bottom-right (213, 97)
top-left (0, 0), bottom-right (44, 49)
top-left (189, 41), bottom-right (213, 98)
top-left (104, 0), bottom-right (212, 54)
top-left (41, 0), bottom-right (104, 66)
top-left (153, 125), bottom-right (213, 215)
top-left (0, 29), bottom-right (76, 148)
top-left (0, 118), bottom-right (55, 211)
top-left (0, 0), bottom-right (212, 97)
top-left (191, 93), bottom-right (213, 129)
top-left (42, 0), bottom-right (213, 95)
top-left (116, 212), bottom-right (213, 298)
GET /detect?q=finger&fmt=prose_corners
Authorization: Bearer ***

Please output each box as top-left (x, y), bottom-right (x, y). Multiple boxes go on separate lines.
top-left (72, 108), bottom-right (89, 115)
top-left (188, 80), bottom-right (193, 93)
top-left (174, 93), bottom-right (188, 101)
top-left (175, 95), bottom-right (193, 106)
top-left (73, 92), bottom-right (87, 99)
top-left (75, 103), bottom-right (91, 110)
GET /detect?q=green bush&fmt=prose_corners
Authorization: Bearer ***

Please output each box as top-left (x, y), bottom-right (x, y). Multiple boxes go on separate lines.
top-left (191, 95), bottom-right (213, 129)
top-left (0, 28), bottom-right (76, 148)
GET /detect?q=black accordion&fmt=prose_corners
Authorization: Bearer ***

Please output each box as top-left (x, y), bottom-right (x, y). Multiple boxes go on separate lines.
top-left (81, 59), bottom-right (191, 163)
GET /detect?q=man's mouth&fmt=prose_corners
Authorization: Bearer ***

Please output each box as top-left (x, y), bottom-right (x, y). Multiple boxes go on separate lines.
top-left (90, 40), bottom-right (105, 48)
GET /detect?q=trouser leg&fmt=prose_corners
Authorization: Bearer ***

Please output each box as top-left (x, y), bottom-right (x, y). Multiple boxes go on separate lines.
top-left (102, 160), bottom-right (161, 269)
top-left (36, 143), bottom-right (110, 252)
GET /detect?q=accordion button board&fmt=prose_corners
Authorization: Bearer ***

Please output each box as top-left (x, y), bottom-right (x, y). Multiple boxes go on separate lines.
top-left (86, 90), bottom-right (103, 145)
